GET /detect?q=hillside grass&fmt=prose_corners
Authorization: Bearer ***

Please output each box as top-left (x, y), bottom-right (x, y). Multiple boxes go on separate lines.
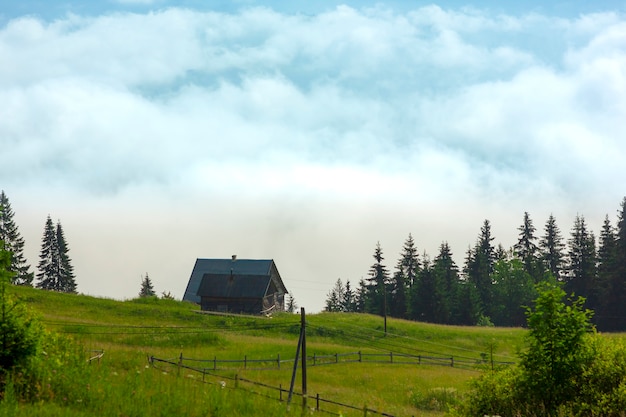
top-left (4, 285), bottom-right (531, 416)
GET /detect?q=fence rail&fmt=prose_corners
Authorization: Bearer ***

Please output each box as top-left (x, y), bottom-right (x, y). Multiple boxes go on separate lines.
top-left (149, 355), bottom-right (395, 417)
top-left (178, 351), bottom-right (513, 371)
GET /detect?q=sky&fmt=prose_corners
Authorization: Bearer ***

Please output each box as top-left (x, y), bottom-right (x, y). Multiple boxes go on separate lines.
top-left (1, 0), bottom-right (625, 313)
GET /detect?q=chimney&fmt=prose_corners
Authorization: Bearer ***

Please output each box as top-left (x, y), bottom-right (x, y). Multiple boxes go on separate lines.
top-left (232, 255), bottom-right (237, 261)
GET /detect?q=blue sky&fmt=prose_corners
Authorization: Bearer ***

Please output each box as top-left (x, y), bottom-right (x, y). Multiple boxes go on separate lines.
top-left (1, 0), bottom-right (625, 312)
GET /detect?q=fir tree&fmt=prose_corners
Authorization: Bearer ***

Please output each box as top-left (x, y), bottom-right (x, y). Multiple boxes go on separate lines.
top-left (325, 278), bottom-right (345, 312)
top-left (36, 217), bottom-right (77, 293)
top-left (565, 215), bottom-right (597, 306)
top-left (409, 253), bottom-right (436, 322)
top-left (36, 216), bottom-right (60, 291)
top-left (514, 212), bottom-right (541, 281)
top-left (342, 279), bottom-right (356, 312)
top-left (596, 215), bottom-right (618, 330)
top-left (364, 242), bottom-right (390, 317)
top-left (139, 273), bottom-right (156, 297)
top-left (285, 293), bottom-right (298, 313)
top-left (466, 220), bottom-right (496, 319)
top-left (431, 242), bottom-right (460, 324)
top-left (391, 234), bottom-right (419, 319)
top-left (0, 191), bottom-right (33, 286)
top-left (606, 197), bottom-right (626, 330)
top-left (539, 214), bottom-right (566, 281)
top-left (56, 221), bottom-right (77, 293)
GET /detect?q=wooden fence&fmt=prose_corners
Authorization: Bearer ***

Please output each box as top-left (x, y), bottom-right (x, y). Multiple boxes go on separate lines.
top-left (175, 351), bottom-right (512, 371)
top-left (149, 355), bottom-right (396, 417)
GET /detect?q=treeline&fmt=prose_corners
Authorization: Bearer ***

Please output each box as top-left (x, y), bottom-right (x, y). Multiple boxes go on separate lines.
top-left (0, 190), bottom-right (77, 293)
top-left (325, 197), bottom-right (626, 331)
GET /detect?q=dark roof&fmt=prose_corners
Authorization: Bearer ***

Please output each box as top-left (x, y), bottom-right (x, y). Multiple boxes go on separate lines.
top-left (197, 274), bottom-right (271, 298)
top-left (183, 258), bottom-right (282, 303)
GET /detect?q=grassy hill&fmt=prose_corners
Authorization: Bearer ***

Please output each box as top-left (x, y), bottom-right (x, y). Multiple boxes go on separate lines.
top-left (4, 285), bottom-right (529, 416)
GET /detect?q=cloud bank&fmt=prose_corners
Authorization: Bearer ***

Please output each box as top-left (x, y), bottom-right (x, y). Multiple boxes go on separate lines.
top-left (1, 5), bottom-right (625, 311)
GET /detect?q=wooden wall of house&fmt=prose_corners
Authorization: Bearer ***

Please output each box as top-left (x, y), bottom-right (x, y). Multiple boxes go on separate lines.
top-left (200, 297), bottom-right (263, 315)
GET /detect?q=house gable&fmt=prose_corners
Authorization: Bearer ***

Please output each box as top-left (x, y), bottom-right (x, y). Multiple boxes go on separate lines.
top-left (183, 258), bottom-right (288, 315)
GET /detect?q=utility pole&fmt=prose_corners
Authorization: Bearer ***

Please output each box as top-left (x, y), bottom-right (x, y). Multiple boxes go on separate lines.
top-left (301, 307), bottom-right (307, 409)
top-left (287, 307), bottom-right (307, 410)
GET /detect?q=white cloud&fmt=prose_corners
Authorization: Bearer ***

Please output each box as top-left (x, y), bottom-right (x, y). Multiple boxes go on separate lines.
top-left (2, 5), bottom-right (626, 311)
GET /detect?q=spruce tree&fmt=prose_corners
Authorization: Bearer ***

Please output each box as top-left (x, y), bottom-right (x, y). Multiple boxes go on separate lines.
top-left (466, 220), bottom-right (496, 319)
top-left (285, 293), bottom-right (298, 313)
top-left (409, 254), bottom-right (436, 322)
top-left (0, 191), bottom-right (33, 286)
top-left (36, 216), bottom-right (60, 291)
top-left (325, 278), bottom-right (345, 312)
top-left (608, 197), bottom-right (626, 330)
top-left (364, 242), bottom-right (390, 317)
top-left (56, 221), bottom-right (77, 293)
top-left (514, 212), bottom-right (541, 281)
top-left (431, 242), bottom-right (460, 324)
top-left (565, 215), bottom-right (597, 307)
top-left (342, 279), bottom-right (356, 312)
top-left (539, 214), bottom-right (566, 281)
top-left (391, 234), bottom-right (420, 319)
top-left (596, 215), bottom-right (618, 330)
top-left (36, 216), bottom-right (77, 293)
top-left (139, 273), bottom-right (156, 297)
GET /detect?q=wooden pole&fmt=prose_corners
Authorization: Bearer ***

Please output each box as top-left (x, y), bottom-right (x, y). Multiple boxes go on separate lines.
top-left (301, 307), bottom-right (308, 410)
top-left (287, 312), bottom-right (304, 404)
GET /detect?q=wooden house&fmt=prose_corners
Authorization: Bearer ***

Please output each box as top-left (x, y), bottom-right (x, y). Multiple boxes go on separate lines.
top-left (182, 256), bottom-right (288, 315)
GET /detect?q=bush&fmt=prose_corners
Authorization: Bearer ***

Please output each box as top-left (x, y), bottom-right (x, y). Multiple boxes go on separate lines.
top-left (455, 283), bottom-right (626, 417)
top-left (0, 246), bottom-right (44, 391)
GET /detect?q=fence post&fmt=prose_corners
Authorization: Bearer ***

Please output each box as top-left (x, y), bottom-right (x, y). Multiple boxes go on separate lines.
top-left (451, 356), bottom-right (454, 367)
top-left (418, 355), bottom-right (421, 365)
top-left (214, 356), bottom-right (217, 371)
top-left (335, 353), bottom-right (338, 364)
top-left (178, 352), bottom-right (183, 375)
top-left (316, 393), bottom-right (320, 411)
top-left (278, 353), bottom-right (280, 369)
top-left (363, 405), bottom-right (368, 416)
top-left (359, 351), bottom-right (362, 363)
top-left (390, 352), bottom-right (393, 363)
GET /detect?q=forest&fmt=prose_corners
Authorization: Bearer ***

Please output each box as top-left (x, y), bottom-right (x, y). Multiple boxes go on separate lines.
top-left (325, 197), bottom-right (626, 332)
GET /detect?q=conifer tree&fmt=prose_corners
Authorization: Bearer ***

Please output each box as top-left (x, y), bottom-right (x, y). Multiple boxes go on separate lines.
top-left (596, 215), bottom-right (618, 330)
top-left (139, 272), bottom-right (156, 297)
top-left (285, 293), bottom-right (298, 313)
top-left (409, 254), bottom-right (435, 322)
top-left (565, 215), bottom-right (597, 307)
top-left (342, 279), bottom-right (356, 312)
top-left (0, 191), bottom-right (33, 286)
top-left (36, 216), bottom-right (60, 291)
top-left (391, 234), bottom-right (420, 319)
top-left (56, 221), bottom-right (77, 293)
top-left (396, 234), bottom-right (420, 287)
top-left (607, 197), bottom-right (626, 330)
top-left (539, 214), bottom-right (566, 281)
top-left (325, 278), bottom-right (345, 312)
top-left (514, 212), bottom-right (541, 281)
top-left (431, 242), bottom-right (460, 324)
top-left (36, 217), bottom-right (77, 293)
top-left (364, 242), bottom-right (390, 317)
top-left (466, 220), bottom-right (496, 319)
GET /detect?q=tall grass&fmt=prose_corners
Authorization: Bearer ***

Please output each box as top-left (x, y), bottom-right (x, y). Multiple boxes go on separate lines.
top-left (2, 285), bottom-right (537, 416)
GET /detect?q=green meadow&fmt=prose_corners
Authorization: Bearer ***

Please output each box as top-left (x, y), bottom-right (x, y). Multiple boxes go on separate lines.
top-left (3, 285), bottom-right (530, 416)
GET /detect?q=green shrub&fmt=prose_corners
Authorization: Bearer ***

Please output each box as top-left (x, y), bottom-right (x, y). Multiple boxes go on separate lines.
top-left (455, 283), bottom-right (626, 417)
